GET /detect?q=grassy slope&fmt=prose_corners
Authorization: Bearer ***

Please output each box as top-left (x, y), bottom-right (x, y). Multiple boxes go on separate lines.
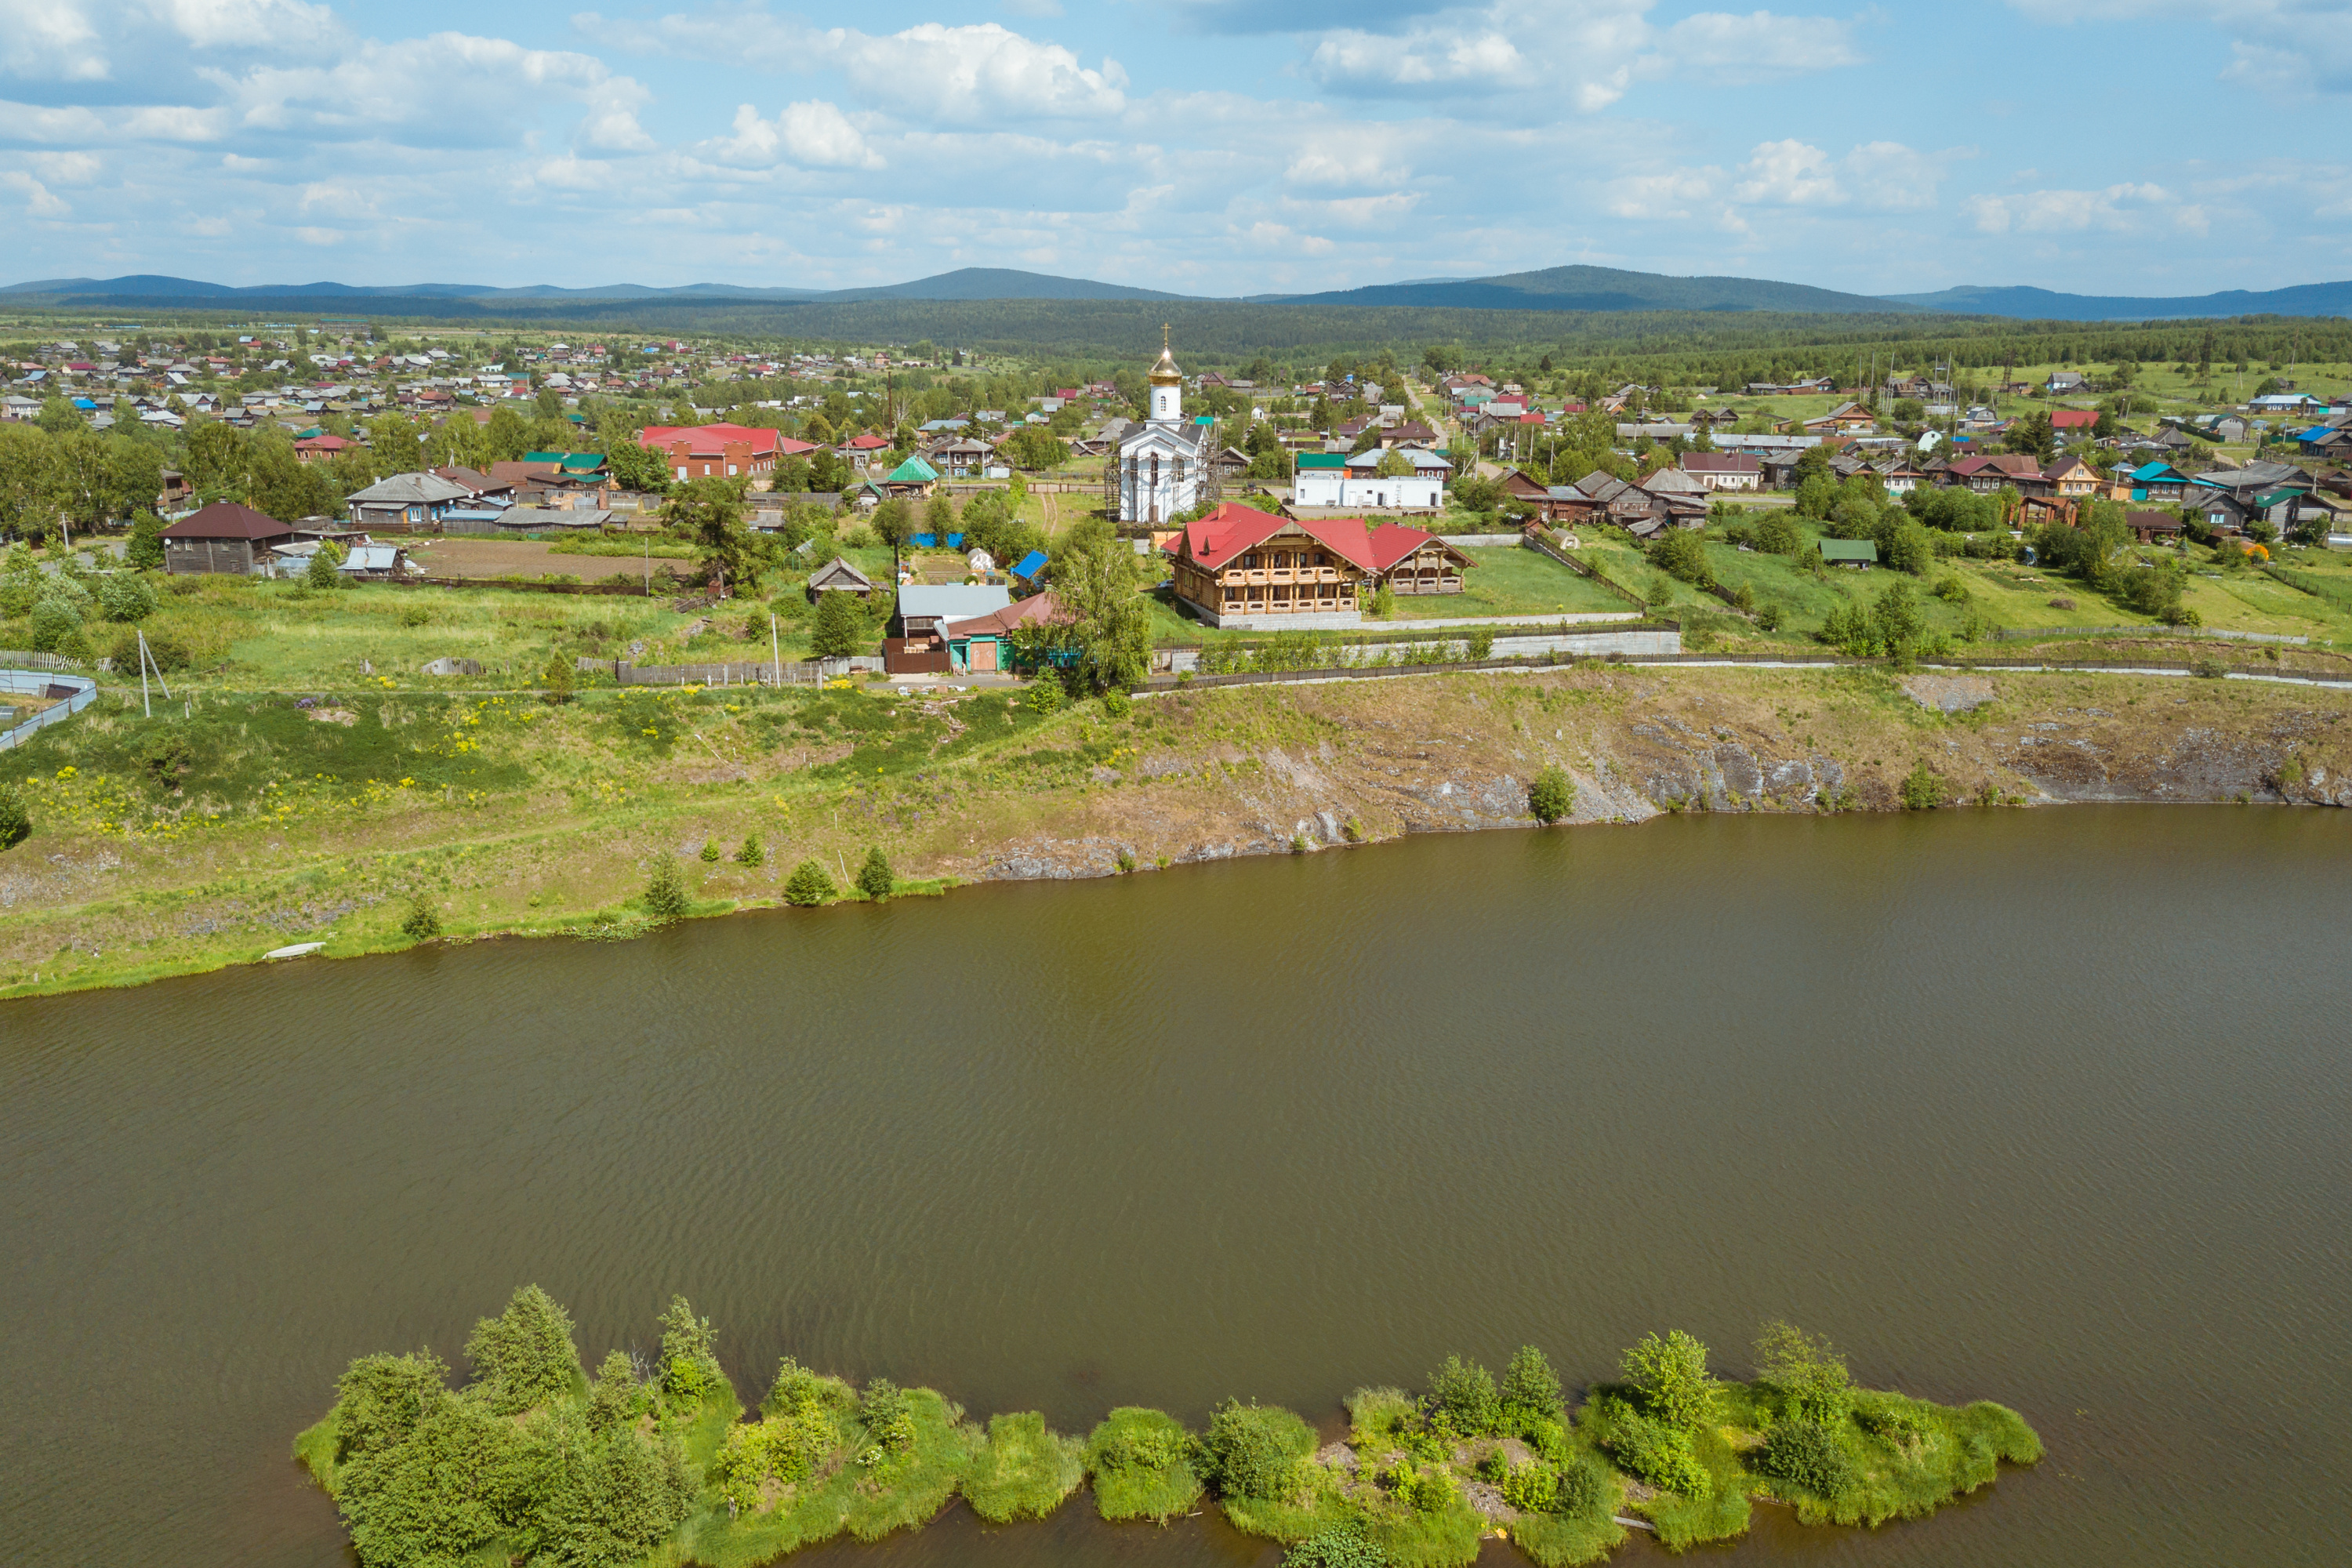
top-left (5, 659), bottom-right (2350, 998)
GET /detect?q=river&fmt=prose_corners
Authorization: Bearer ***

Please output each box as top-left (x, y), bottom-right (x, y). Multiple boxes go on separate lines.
top-left (2, 807), bottom-right (2347, 1567)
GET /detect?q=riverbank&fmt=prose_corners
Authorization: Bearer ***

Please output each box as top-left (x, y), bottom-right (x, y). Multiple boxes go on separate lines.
top-left (296, 1288), bottom-right (2042, 1568)
top-left (2, 662), bottom-right (2347, 1000)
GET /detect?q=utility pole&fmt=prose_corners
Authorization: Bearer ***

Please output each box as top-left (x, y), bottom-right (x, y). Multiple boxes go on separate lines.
top-left (770, 612), bottom-right (781, 687)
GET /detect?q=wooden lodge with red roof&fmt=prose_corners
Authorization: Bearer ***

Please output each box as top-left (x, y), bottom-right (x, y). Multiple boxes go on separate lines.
top-left (1167, 502), bottom-right (1469, 628)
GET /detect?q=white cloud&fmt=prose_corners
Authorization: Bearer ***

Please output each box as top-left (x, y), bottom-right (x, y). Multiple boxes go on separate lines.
top-left (1736, 140), bottom-right (1844, 205)
top-left (1302, 1), bottom-right (1856, 110)
top-left (708, 101), bottom-right (884, 170)
top-left (1729, 138), bottom-right (1957, 209)
top-left (1646, 9), bottom-right (1861, 81)
top-left (204, 32), bottom-right (652, 151)
top-left (1964, 181), bottom-right (2179, 233)
top-left (2004, 2), bottom-right (2352, 96)
top-left (833, 23), bottom-right (1126, 122)
top-left (1, 170), bottom-right (71, 216)
top-left (0, 0), bottom-right (109, 80)
top-left (147, 0), bottom-right (338, 51)
top-left (578, 10), bottom-right (1127, 125)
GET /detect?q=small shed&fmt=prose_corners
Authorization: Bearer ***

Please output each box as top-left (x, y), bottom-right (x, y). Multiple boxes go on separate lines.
top-left (1817, 538), bottom-right (1878, 568)
top-left (337, 544), bottom-right (412, 581)
top-left (2125, 510), bottom-right (2186, 543)
top-left (805, 556), bottom-right (877, 601)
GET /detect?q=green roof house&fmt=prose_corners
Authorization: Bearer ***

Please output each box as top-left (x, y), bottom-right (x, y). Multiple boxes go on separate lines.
top-left (880, 455), bottom-right (940, 496)
top-left (1818, 538), bottom-right (1878, 567)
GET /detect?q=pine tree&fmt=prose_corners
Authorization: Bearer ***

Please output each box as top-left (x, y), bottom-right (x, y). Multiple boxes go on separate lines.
top-left (855, 847), bottom-right (895, 902)
top-left (784, 859), bottom-right (836, 906)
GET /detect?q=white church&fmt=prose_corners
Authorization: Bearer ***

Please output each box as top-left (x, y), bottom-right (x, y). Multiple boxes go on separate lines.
top-left (1116, 329), bottom-right (1214, 524)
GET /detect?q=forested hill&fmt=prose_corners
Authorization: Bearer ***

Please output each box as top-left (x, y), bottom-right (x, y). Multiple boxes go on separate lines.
top-left (1259, 264), bottom-right (1919, 316)
top-left (1882, 280), bottom-right (2352, 321)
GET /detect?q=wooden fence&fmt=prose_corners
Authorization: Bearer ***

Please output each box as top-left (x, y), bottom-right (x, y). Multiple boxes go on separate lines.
top-left (575, 655), bottom-right (884, 687)
top-left (395, 576), bottom-right (652, 597)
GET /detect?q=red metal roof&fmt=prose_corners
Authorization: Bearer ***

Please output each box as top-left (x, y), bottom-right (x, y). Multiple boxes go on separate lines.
top-left (160, 501), bottom-right (292, 540)
top-left (2049, 410), bottom-right (2099, 428)
top-left (638, 423), bottom-right (788, 457)
top-left (945, 593), bottom-right (1066, 639)
top-left (1173, 503), bottom-right (1380, 572)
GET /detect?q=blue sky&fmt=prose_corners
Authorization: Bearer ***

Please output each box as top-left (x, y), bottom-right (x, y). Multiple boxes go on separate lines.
top-left (2, 1), bottom-right (2347, 297)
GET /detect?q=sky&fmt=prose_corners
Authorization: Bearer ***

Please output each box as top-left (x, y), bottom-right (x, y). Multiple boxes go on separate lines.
top-left (2, 0), bottom-right (2349, 299)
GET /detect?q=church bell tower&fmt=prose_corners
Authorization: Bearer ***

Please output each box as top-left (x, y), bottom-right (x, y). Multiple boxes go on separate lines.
top-left (1148, 324), bottom-right (1182, 423)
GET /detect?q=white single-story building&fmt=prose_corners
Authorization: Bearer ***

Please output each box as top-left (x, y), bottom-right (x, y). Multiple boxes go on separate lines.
top-left (1291, 449), bottom-right (1450, 510)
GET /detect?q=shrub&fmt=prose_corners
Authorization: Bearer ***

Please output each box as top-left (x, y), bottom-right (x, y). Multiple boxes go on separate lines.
top-left (540, 652), bottom-right (575, 703)
top-left (1622, 1330), bottom-right (1716, 1430)
top-left (1085, 1406), bottom-right (1203, 1522)
top-left (644, 856), bottom-right (690, 923)
top-left (855, 846), bottom-right (895, 901)
top-left (463, 1285), bottom-right (582, 1413)
top-left (29, 598), bottom-right (83, 654)
top-left (1428, 1352), bottom-right (1501, 1436)
top-left (1553, 1454), bottom-right (1605, 1519)
top-left (1933, 575), bottom-right (1970, 604)
top-left (1100, 688), bottom-right (1131, 718)
top-left (1501, 1345), bottom-right (1567, 1431)
top-left (697, 838), bottom-right (720, 863)
top-left (656, 1296), bottom-right (719, 1402)
top-left (1900, 760), bottom-right (1951, 810)
top-left (1604, 1409), bottom-right (1709, 1496)
top-left (732, 835), bottom-right (764, 866)
top-left (1852, 1392), bottom-right (1932, 1445)
top-left (809, 588), bottom-right (866, 656)
top-left (1649, 528), bottom-right (1710, 585)
top-left (140, 731), bottom-right (194, 788)
top-left (858, 1377), bottom-right (916, 1453)
top-left (1466, 628), bottom-right (1495, 660)
top-left (0, 786), bottom-right (28, 850)
top-left (963, 1410), bottom-right (1085, 1522)
top-left (1754, 1321), bottom-right (1853, 1426)
top-left (1025, 674), bottom-right (1063, 713)
top-left (1528, 764), bottom-right (1574, 825)
top-left (786, 859), bottom-right (837, 906)
top-left (97, 572), bottom-right (158, 622)
top-left (1284, 1524), bottom-right (1392, 1567)
top-left (125, 512), bottom-right (166, 571)
top-left (401, 898), bottom-right (441, 942)
top-left (332, 1349), bottom-right (451, 1461)
top-left (1755, 514), bottom-right (1799, 555)
top-left (1197, 1399), bottom-right (1314, 1500)
top-left (1501, 1457), bottom-right (1558, 1512)
top-left (1345, 1385), bottom-right (1415, 1439)
top-left (1752, 1419), bottom-right (1858, 1500)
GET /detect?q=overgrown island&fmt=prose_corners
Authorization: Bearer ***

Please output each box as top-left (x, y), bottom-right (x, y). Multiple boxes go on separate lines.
top-left (297, 1287), bottom-right (2043, 1568)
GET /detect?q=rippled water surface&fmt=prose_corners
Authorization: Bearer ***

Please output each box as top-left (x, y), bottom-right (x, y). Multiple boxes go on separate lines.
top-left (4, 808), bottom-right (2347, 1567)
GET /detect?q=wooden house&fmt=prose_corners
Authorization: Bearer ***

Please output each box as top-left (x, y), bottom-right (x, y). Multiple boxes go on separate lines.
top-left (160, 502), bottom-right (296, 575)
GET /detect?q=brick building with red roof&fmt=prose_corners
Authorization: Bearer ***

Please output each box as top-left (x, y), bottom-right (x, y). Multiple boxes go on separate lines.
top-left (637, 423), bottom-right (810, 481)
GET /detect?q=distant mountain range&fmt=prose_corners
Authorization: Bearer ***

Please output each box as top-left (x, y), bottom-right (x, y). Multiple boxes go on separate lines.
top-left (4, 265), bottom-right (2346, 321)
top-left (0, 267), bottom-right (1179, 307)
top-left (1253, 264), bottom-right (1916, 315)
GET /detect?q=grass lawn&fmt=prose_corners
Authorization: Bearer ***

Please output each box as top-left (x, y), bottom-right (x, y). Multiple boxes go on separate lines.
top-left (1378, 545), bottom-right (1632, 619)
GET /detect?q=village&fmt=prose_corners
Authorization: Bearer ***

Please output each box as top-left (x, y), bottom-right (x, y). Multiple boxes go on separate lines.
top-left (6, 314), bottom-right (2351, 699)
